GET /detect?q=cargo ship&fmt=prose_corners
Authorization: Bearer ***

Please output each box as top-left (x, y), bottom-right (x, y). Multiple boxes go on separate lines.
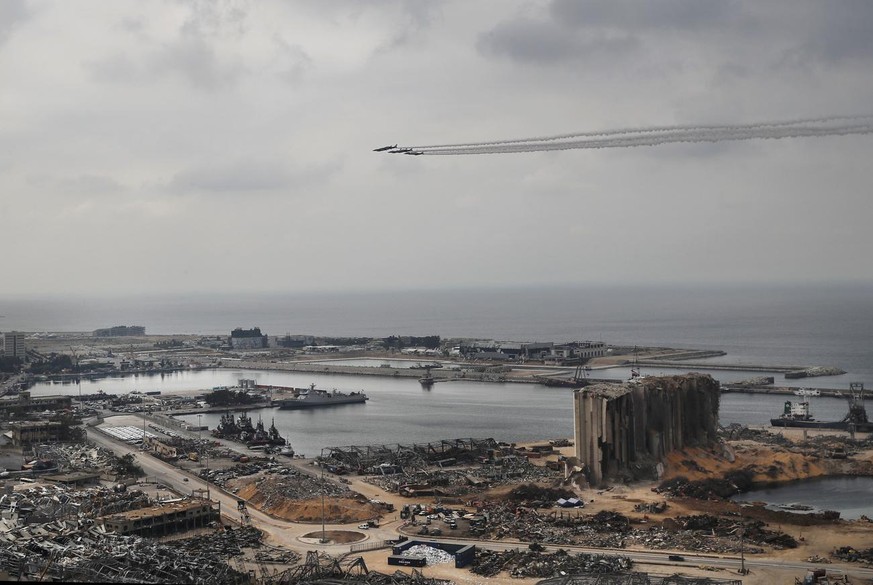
top-left (770, 383), bottom-right (872, 431)
top-left (275, 384), bottom-right (368, 410)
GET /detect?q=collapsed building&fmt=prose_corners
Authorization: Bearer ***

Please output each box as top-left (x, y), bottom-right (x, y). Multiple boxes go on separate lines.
top-left (573, 374), bottom-right (720, 485)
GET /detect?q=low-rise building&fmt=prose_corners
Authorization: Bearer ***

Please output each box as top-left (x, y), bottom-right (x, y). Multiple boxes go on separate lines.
top-left (229, 327), bottom-right (268, 350)
top-left (0, 392), bottom-right (73, 418)
top-left (10, 421), bottom-right (65, 446)
top-left (99, 500), bottom-right (219, 537)
top-left (42, 471), bottom-right (102, 487)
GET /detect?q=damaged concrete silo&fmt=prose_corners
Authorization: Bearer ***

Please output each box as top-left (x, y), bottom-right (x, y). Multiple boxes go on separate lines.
top-left (573, 373), bottom-right (720, 486)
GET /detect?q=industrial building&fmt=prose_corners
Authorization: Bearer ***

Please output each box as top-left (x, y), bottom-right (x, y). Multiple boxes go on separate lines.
top-left (0, 392), bottom-right (73, 418)
top-left (573, 374), bottom-right (720, 486)
top-left (229, 327), bottom-right (268, 349)
top-left (9, 421), bottom-right (66, 446)
top-left (99, 500), bottom-right (219, 537)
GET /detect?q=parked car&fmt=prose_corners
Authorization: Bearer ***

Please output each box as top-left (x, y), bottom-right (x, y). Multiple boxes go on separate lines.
top-left (357, 524), bottom-right (370, 530)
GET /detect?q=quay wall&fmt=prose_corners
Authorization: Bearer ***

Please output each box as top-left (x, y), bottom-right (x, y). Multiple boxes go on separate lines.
top-left (224, 361), bottom-right (514, 383)
top-left (214, 362), bottom-right (868, 398)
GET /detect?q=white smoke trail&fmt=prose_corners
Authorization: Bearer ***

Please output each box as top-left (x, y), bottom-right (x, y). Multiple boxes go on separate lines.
top-left (397, 117), bottom-right (873, 155)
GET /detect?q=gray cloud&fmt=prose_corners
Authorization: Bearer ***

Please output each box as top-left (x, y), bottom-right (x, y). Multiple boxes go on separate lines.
top-left (149, 36), bottom-right (246, 90)
top-left (61, 174), bottom-right (127, 195)
top-left (799, 1), bottom-right (873, 62)
top-left (477, 18), bottom-right (639, 64)
top-left (86, 53), bottom-right (140, 84)
top-left (167, 158), bottom-right (341, 194)
top-left (25, 173), bottom-right (125, 195)
top-left (272, 34), bottom-right (311, 84)
top-left (549, 0), bottom-right (745, 31)
top-left (4, 1), bottom-right (873, 296)
top-left (0, 0), bottom-right (30, 47)
top-left (178, 0), bottom-right (249, 40)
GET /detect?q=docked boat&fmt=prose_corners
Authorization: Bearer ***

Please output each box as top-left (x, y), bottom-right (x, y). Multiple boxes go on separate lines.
top-left (275, 384), bottom-right (368, 410)
top-left (770, 400), bottom-right (846, 429)
top-left (419, 366), bottom-right (435, 388)
top-left (771, 383), bottom-right (873, 431)
top-left (212, 412), bottom-right (287, 447)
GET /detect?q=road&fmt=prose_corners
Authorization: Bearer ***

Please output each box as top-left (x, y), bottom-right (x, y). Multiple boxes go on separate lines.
top-left (86, 424), bottom-right (873, 583)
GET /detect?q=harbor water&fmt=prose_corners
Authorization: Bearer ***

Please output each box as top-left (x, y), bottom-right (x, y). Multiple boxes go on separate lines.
top-left (13, 282), bottom-right (873, 455)
top-left (731, 476), bottom-right (873, 520)
top-left (28, 367), bottom-right (864, 457)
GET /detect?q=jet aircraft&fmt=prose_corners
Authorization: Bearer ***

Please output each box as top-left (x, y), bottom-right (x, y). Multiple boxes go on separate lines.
top-left (372, 144), bottom-right (397, 152)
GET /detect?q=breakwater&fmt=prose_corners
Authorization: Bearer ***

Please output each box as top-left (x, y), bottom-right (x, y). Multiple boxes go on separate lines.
top-left (721, 385), bottom-right (872, 398)
top-left (226, 360), bottom-right (513, 383)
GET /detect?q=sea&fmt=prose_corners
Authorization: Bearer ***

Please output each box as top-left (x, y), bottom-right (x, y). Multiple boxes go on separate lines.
top-left (8, 282), bottom-right (873, 457)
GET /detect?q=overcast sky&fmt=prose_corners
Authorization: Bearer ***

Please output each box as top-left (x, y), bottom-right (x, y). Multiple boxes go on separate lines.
top-left (2, 0), bottom-right (872, 297)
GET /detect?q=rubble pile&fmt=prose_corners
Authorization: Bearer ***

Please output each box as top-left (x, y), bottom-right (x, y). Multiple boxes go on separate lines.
top-left (832, 546), bottom-right (873, 564)
top-left (401, 544), bottom-right (455, 565)
top-left (656, 470), bottom-right (755, 499)
top-left (0, 479), bottom-right (269, 582)
top-left (366, 459), bottom-right (562, 496)
top-left (366, 469), bottom-right (475, 496)
top-left (508, 483), bottom-right (575, 505)
top-left (245, 471), bottom-right (351, 508)
top-left (32, 443), bottom-right (117, 470)
top-left (1, 484), bottom-right (152, 523)
top-left (631, 514), bottom-right (797, 552)
top-left (482, 458), bottom-right (564, 486)
top-left (625, 526), bottom-right (763, 555)
top-left (634, 501), bottom-right (668, 514)
top-left (177, 525), bottom-right (300, 565)
top-left (323, 438), bottom-right (500, 474)
top-left (719, 425), bottom-right (792, 445)
top-left (537, 572), bottom-right (749, 585)
top-left (198, 458), bottom-right (278, 488)
top-left (476, 502), bottom-right (628, 547)
top-left (1, 525), bottom-right (250, 583)
top-left (287, 573), bottom-right (454, 585)
top-left (470, 501), bottom-right (795, 554)
top-left (471, 548), bottom-right (632, 579)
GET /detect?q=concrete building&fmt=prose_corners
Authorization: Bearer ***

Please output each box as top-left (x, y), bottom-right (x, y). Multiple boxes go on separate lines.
top-left (100, 500), bottom-right (219, 537)
top-left (2, 331), bottom-right (25, 360)
top-left (10, 421), bottom-right (65, 446)
top-left (523, 342), bottom-right (554, 359)
top-left (573, 374), bottom-right (720, 486)
top-left (551, 341), bottom-right (605, 361)
top-left (0, 392), bottom-right (73, 418)
top-left (42, 471), bottom-right (102, 486)
top-left (229, 327), bottom-right (268, 350)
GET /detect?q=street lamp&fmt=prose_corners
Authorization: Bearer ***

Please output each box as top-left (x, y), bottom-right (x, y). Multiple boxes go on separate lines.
top-left (738, 524), bottom-right (747, 575)
top-left (197, 414), bottom-right (202, 467)
top-left (320, 448), bottom-right (328, 544)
